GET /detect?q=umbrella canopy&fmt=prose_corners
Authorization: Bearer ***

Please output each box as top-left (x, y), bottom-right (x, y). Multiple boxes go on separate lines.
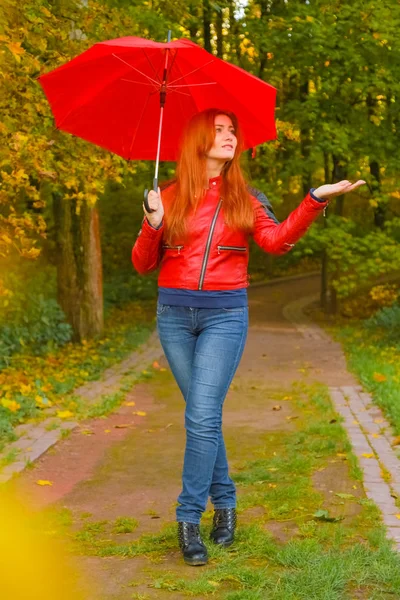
top-left (38, 36), bottom-right (277, 162)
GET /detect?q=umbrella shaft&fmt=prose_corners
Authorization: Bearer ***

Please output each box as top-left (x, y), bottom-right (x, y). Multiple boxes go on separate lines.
top-left (154, 44), bottom-right (170, 190)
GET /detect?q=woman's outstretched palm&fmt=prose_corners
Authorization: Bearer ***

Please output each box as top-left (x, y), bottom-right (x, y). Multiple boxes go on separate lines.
top-left (314, 179), bottom-right (366, 200)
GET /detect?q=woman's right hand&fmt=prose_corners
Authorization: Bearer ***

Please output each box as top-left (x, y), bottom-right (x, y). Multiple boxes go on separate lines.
top-left (143, 188), bottom-right (164, 229)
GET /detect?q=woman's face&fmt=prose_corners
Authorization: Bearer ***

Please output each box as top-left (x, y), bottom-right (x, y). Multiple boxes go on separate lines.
top-left (206, 114), bottom-right (237, 162)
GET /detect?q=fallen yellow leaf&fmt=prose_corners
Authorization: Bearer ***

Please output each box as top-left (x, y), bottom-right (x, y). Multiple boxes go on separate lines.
top-left (123, 401), bottom-right (136, 407)
top-left (160, 368), bottom-right (167, 372)
top-left (391, 436), bottom-right (400, 446)
top-left (36, 480), bottom-right (53, 486)
top-left (361, 453), bottom-right (374, 459)
top-left (272, 405), bottom-right (282, 411)
top-left (132, 411), bottom-right (146, 416)
top-left (396, 514), bottom-right (400, 520)
top-left (104, 429), bottom-right (111, 433)
top-left (57, 410), bottom-right (74, 419)
top-left (374, 418), bottom-right (384, 424)
top-left (371, 433), bottom-right (380, 438)
top-left (152, 361), bottom-right (160, 369)
top-left (114, 424), bottom-right (130, 429)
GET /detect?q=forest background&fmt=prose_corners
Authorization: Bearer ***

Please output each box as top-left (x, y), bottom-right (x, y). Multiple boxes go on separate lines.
top-left (0, 0), bottom-right (400, 449)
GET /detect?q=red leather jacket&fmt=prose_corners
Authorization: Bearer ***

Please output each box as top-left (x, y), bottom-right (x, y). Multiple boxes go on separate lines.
top-left (132, 176), bottom-right (328, 290)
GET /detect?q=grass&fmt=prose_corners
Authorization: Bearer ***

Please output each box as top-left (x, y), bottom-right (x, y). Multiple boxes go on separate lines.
top-left (41, 381), bottom-right (400, 599)
top-left (0, 300), bottom-right (156, 451)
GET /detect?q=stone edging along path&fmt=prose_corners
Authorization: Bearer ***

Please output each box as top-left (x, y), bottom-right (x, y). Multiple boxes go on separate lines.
top-left (284, 294), bottom-right (400, 552)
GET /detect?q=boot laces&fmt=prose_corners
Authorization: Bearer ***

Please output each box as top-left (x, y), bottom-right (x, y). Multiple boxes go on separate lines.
top-left (214, 508), bottom-right (236, 529)
top-left (179, 522), bottom-right (202, 546)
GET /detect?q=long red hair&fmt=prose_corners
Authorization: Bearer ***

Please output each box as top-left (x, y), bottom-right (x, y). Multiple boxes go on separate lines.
top-left (163, 108), bottom-right (254, 245)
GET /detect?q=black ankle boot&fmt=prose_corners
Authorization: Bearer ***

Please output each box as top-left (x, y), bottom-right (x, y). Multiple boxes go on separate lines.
top-left (177, 521), bottom-right (208, 566)
top-left (210, 508), bottom-right (237, 547)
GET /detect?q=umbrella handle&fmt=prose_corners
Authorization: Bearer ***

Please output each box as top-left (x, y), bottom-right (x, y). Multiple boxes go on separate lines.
top-left (143, 178), bottom-right (158, 213)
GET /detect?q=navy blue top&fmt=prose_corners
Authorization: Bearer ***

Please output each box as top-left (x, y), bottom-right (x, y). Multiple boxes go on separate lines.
top-left (154, 188), bottom-right (324, 309)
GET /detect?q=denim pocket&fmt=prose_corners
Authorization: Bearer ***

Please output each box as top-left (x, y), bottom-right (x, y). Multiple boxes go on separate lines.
top-left (156, 302), bottom-right (170, 316)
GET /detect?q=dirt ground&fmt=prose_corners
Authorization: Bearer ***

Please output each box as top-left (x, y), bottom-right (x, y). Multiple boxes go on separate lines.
top-left (7, 275), bottom-right (366, 599)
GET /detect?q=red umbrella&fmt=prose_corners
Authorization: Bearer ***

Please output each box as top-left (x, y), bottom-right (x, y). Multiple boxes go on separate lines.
top-left (38, 34), bottom-right (277, 208)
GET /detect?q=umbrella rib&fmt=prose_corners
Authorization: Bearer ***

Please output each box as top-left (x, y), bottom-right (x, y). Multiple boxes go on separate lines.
top-left (111, 53), bottom-right (160, 86)
top-left (141, 49), bottom-right (162, 84)
top-left (168, 82), bottom-right (217, 88)
top-left (121, 78), bottom-right (157, 88)
top-left (128, 92), bottom-right (152, 160)
top-left (167, 59), bottom-right (215, 86)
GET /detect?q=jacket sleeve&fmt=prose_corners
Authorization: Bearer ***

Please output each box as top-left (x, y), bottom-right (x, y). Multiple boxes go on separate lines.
top-left (131, 217), bottom-right (164, 275)
top-left (250, 187), bottom-right (329, 255)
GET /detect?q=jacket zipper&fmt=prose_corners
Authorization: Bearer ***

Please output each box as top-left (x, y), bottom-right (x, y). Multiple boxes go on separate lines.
top-left (217, 245), bottom-right (246, 254)
top-left (198, 199), bottom-right (223, 290)
top-left (163, 244), bottom-right (184, 254)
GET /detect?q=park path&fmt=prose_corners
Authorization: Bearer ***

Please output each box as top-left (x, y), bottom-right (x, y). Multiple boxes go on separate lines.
top-left (6, 274), bottom-right (400, 598)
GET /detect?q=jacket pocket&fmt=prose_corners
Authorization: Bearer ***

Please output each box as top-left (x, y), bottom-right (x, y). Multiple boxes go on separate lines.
top-left (217, 245), bottom-right (246, 254)
top-left (162, 245), bottom-right (184, 255)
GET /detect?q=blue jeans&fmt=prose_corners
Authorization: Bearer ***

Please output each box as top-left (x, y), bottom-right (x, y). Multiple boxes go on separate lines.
top-left (156, 302), bottom-right (248, 524)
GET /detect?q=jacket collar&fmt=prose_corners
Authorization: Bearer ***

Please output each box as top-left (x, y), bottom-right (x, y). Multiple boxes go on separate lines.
top-left (207, 175), bottom-right (222, 190)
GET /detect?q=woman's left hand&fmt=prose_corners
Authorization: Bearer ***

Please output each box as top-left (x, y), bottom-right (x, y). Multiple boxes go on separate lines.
top-left (313, 179), bottom-right (366, 200)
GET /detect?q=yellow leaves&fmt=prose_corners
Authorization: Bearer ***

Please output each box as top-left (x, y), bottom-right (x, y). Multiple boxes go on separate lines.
top-left (1, 399), bottom-right (20, 412)
top-left (272, 405), bottom-right (282, 411)
top-left (36, 480), bottom-right (53, 486)
top-left (132, 411), bottom-right (146, 417)
top-left (56, 410), bottom-right (74, 419)
top-left (20, 247), bottom-right (41, 260)
top-left (6, 42), bottom-right (25, 62)
top-left (324, 60), bottom-right (330, 67)
top-left (40, 6), bottom-right (52, 17)
top-left (371, 433), bottom-right (380, 439)
top-left (391, 436), bottom-right (400, 447)
top-left (123, 401), bottom-right (136, 407)
top-left (361, 453), bottom-right (375, 459)
top-left (373, 372), bottom-right (387, 383)
top-left (35, 395), bottom-right (52, 409)
top-left (396, 514), bottom-right (400, 520)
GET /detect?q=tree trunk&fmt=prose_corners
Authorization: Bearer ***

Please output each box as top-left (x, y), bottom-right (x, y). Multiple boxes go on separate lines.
top-left (53, 192), bottom-right (103, 341)
top-left (300, 80), bottom-right (312, 195)
top-left (370, 159), bottom-right (384, 228)
top-left (320, 151), bottom-right (330, 311)
top-left (332, 154), bottom-right (347, 216)
top-left (328, 154), bottom-right (348, 314)
top-left (203, 0), bottom-right (212, 53)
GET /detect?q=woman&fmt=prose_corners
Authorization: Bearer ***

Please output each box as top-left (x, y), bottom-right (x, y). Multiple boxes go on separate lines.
top-left (132, 108), bottom-right (365, 566)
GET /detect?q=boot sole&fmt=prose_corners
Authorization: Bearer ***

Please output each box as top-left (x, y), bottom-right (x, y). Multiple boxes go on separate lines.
top-left (184, 556), bottom-right (208, 566)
